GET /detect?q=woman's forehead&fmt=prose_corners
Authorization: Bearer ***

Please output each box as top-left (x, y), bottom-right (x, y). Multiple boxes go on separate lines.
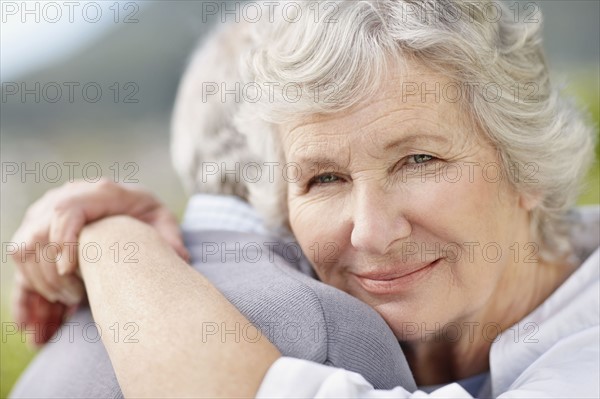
top-left (281, 85), bottom-right (470, 154)
top-left (283, 61), bottom-right (466, 131)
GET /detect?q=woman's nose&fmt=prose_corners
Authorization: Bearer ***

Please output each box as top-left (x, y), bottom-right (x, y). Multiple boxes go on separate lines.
top-left (349, 186), bottom-right (412, 255)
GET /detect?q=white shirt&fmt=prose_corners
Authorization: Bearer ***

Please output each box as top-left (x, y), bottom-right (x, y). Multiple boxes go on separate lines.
top-left (182, 193), bottom-right (316, 276)
top-left (182, 193), bottom-right (271, 236)
top-left (256, 238), bottom-right (600, 398)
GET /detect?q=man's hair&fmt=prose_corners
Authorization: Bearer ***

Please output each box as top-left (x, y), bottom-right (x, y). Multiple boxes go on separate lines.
top-left (170, 20), bottom-right (256, 200)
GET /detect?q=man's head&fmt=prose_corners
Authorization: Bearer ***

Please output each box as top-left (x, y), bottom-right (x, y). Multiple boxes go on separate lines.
top-left (170, 20), bottom-right (256, 200)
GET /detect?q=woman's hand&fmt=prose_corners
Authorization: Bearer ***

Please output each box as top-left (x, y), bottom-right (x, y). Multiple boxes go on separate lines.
top-left (11, 270), bottom-right (68, 347)
top-left (10, 178), bottom-right (189, 345)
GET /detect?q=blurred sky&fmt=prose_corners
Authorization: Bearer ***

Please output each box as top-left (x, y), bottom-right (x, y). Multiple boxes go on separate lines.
top-left (2, 0), bottom-right (599, 83)
top-left (1, 0), bottom-right (145, 81)
top-left (0, 0), bottom-right (599, 82)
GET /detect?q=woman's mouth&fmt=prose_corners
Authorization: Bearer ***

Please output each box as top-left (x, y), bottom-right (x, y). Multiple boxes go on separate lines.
top-left (353, 259), bottom-right (442, 295)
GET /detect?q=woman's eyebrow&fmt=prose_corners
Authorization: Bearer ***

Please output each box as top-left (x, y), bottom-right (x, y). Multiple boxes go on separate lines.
top-left (293, 134), bottom-right (449, 161)
top-left (381, 134), bottom-right (449, 151)
top-left (291, 134), bottom-right (448, 168)
top-left (292, 155), bottom-right (344, 170)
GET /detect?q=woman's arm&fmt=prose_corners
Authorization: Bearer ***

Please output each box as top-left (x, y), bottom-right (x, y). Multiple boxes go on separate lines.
top-left (78, 215), bottom-right (281, 398)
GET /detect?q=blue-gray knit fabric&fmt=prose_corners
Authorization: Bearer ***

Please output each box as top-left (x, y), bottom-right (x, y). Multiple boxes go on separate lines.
top-left (187, 230), bottom-right (416, 391)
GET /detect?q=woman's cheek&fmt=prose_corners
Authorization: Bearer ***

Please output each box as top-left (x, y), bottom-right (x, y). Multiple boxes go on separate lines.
top-left (402, 162), bottom-right (491, 224)
top-left (289, 191), bottom-right (348, 281)
top-left (394, 172), bottom-right (460, 221)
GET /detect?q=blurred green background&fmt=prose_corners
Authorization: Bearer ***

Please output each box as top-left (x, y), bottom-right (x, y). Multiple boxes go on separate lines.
top-left (1, 0), bottom-right (598, 397)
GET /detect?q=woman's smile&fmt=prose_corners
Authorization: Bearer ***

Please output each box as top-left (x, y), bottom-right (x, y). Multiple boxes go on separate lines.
top-left (352, 258), bottom-right (444, 295)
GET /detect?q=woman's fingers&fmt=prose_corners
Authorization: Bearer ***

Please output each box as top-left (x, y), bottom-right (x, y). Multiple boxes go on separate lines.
top-left (148, 208), bottom-right (190, 262)
top-left (11, 274), bottom-right (67, 346)
top-left (12, 197), bottom-right (72, 303)
top-left (48, 204), bottom-right (86, 276)
top-left (12, 224), bottom-right (81, 305)
top-left (27, 291), bottom-right (66, 347)
top-left (15, 243), bottom-right (62, 304)
top-left (37, 257), bottom-right (85, 305)
top-left (39, 298), bottom-right (67, 346)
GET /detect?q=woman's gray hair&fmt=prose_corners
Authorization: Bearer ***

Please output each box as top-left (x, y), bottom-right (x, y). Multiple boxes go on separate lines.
top-left (235, 0), bottom-right (596, 261)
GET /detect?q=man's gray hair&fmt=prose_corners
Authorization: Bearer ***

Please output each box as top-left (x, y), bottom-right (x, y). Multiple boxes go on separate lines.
top-left (171, 20), bottom-right (256, 200)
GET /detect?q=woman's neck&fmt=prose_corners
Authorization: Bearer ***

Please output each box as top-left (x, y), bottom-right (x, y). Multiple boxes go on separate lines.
top-left (401, 254), bottom-right (578, 387)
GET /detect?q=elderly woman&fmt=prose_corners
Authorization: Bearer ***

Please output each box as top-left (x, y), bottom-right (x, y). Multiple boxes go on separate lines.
top-left (9, 0), bottom-right (599, 397)
top-left (231, 0), bottom-right (598, 395)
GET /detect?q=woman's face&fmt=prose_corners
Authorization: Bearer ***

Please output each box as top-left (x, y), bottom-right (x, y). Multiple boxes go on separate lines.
top-left (282, 64), bottom-right (533, 341)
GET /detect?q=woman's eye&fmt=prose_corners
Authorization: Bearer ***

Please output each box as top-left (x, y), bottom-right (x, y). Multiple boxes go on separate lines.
top-left (309, 173), bottom-right (339, 186)
top-left (408, 154), bottom-right (434, 164)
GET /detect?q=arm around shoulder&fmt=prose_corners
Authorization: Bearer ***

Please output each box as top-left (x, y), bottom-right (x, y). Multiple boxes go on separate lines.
top-left (78, 215), bottom-right (281, 398)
